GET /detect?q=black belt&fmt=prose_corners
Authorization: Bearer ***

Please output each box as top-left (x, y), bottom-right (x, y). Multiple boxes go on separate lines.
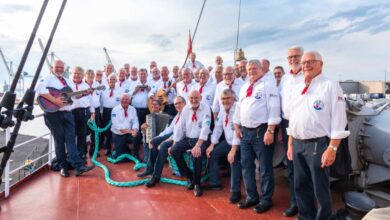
top-left (243, 123), bottom-right (267, 131)
top-left (135, 108), bottom-right (148, 110)
top-left (297, 136), bottom-right (327, 143)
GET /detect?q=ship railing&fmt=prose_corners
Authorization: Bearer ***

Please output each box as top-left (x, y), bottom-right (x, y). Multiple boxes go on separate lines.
top-left (2, 114), bottom-right (54, 199)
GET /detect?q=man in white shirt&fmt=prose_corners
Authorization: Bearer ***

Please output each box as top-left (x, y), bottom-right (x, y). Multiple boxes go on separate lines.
top-left (70, 66), bottom-right (94, 161)
top-left (170, 90), bottom-right (213, 197)
top-left (238, 60), bottom-right (249, 82)
top-left (175, 68), bottom-right (195, 102)
top-left (128, 66), bottom-right (139, 85)
top-left (193, 68), bottom-right (215, 107)
top-left (286, 51), bottom-right (349, 220)
top-left (171, 65), bottom-right (180, 81)
top-left (102, 63), bottom-right (114, 83)
top-left (110, 94), bottom-right (139, 159)
top-left (36, 60), bottom-right (94, 177)
top-left (212, 66), bottom-right (244, 119)
top-left (149, 67), bottom-right (162, 86)
top-left (206, 89), bottom-right (242, 203)
top-left (116, 68), bottom-right (131, 94)
top-left (185, 52), bottom-right (204, 70)
top-left (140, 96), bottom-right (186, 186)
top-left (233, 59), bottom-right (281, 213)
top-left (261, 59), bottom-right (277, 85)
top-left (273, 66), bottom-right (285, 88)
top-left (101, 74), bottom-right (122, 156)
top-left (95, 70), bottom-right (106, 86)
top-left (278, 46), bottom-right (305, 217)
top-left (124, 63), bottom-right (131, 79)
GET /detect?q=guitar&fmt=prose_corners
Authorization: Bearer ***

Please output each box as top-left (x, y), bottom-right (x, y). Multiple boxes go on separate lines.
top-left (37, 85), bottom-right (106, 112)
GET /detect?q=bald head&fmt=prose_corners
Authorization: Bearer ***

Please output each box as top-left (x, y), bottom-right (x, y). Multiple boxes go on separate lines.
top-left (52, 60), bottom-right (65, 76)
top-left (188, 90), bottom-right (201, 108)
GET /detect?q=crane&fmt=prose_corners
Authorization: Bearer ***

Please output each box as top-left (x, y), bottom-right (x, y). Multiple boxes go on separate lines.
top-left (37, 38), bottom-right (53, 70)
top-left (103, 47), bottom-right (117, 74)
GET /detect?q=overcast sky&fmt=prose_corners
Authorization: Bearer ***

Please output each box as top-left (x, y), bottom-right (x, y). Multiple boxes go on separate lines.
top-left (0, 0), bottom-right (389, 88)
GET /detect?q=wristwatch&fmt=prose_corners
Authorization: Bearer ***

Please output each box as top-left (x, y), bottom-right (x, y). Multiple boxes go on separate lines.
top-left (267, 129), bottom-right (275, 134)
top-left (328, 144), bottom-right (338, 152)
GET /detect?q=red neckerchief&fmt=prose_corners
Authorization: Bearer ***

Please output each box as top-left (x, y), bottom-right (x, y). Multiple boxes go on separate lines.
top-left (192, 62), bottom-right (196, 68)
top-left (224, 110), bottom-right (229, 127)
top-left (124, 108), bottom-right (128, 117)
top-left (73, 80), bottom-right (81, 91)
top-left (228, 79), bottom-right (235, 90)
top-left (183, 83), bottom-right (188, 92)
top-left (175, 112), bottom-right (181, 124)
top-left (119, 80), bottom-right (124, 87)
top-left (290, 69), bottom-right (302, 75)
top-left (246, 77), bottom-right (260, 97)
top-left (164, 81), bottom-right (167, 89)
top-left (109, 88), bottom-right (114, 97)
top-left (191, 107), bottom-right (198, 122)
top-left (58, 77), bottom-right (66, 86)
top-left (199, 83), bottom-right (205, 94)
top-left (301, 79), bottom-right (311, 95)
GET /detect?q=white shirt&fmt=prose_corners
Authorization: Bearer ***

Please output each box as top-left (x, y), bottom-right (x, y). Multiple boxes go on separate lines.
top-left (263, 70), bottom-right (277, 85)
top-left (176, 80), bottom-right (196, 102)
top-left (193, 80), bottom-right (216, 107)
top-left (233, 77), bottom-right (281, 128)
top-left (116, 80), bottom-right (131, 95)
top-left (279, 71), bottom-right (304, 120)
top-left (148, 79), bottom-right (176, 104)
top-left (36, 74), bottom-right (74, 111)
top-left (101, 86), bottom-right (121, 108)
top-left (212, 79), bottom-right (244, 113)
top-left (70, 81), bottom-right (94, 112)
top-left (158, 113), bottom-right (181, 137)
top-left (110, 104), bottom-right (139, 135)
top-left (185, 60), bottom-right (204, 70)
top-left (87, 81), bottom-right (102, 109)
top-left (211, 103), bottom-right (240, 146)
top-left (240, 74), bottom-right (249, 83)
top-left (173, 102), bottom-right (212, 142)
top-left (148, 77), bottom-right (163, 87)
top-left (130, 81), bottom-right (150, 108)
top-left (286, 74), bottom-right (350, 140)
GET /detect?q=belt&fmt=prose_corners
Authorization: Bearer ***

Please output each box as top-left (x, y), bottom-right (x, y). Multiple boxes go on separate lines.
top-left (297, 136), bottom-right (327, 143)
top-left (243, 123), bottom-right (267, 131)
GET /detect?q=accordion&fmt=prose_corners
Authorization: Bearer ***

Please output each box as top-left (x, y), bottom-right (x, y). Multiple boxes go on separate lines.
top-left (144, 112), bottom-right (172, 143)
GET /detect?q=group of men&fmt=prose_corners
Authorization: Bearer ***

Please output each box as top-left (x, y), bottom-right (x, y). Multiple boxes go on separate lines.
top-left (37, 48), bottom-right (349, 220)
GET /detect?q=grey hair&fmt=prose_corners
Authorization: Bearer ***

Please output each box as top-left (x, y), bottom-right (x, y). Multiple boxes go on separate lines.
top-left (288, 46), bottom-right (304, 55)
top-left (175, 95), bottom-right (186, 104)
top-left (108, 73), bottom-right (117, 80)
top-left (306, 51), bottom-right (323, 61)
top-left (221, 88), bottom-right (237, 101)
top-left (246, 59), bottom-right (262, 69)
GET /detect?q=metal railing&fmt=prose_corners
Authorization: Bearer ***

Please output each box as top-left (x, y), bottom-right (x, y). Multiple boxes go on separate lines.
top-left (2, 114), bottom-right (54, 198)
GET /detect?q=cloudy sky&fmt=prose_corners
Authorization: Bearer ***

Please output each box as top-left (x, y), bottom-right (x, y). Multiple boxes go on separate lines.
top-left (0, 0), bottom-right (389, 89)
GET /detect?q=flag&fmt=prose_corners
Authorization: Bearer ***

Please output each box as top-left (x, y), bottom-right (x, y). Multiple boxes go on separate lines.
top-left (187, 30), bottom-right (192, 56)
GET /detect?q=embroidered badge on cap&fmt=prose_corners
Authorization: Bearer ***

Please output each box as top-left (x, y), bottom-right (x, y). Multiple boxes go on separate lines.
top-left (313, 100), bottom-right (324, 110)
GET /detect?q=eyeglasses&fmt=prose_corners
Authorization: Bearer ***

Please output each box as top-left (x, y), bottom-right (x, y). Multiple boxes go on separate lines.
top-left (301, 60), bottom-right (320, 66)
top-left (223, 72), bottom-right (234, 75)
top-left (174, 101), bottom-right (184, 105)
top-left (287, 55), bottom-right (301, 60)
top-left (273, 71), bottom-right (283, 75)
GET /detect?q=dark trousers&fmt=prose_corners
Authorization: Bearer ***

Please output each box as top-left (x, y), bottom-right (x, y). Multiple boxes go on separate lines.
top-left (240, 125), bottom-right (274, 204)
top-left (163, 104), bottom-right (177, 117)
top-left (281, 119), bottom-right (297, 207)
top-left (112, 133), bottom-right (133, 158)
top-left (170, 137), bottom-right (209, 185)
top-left (145, 133), bottom-right (172, 174)
top-left (134, 108), bottom-right (150, 160)
top-left (44, 111), bottom-right (83, 169)
top-left (89, 107), bottom-right (103, 154)
top-left (72, 107), bottom-right (89, 157)
top-left (102, 107), bottom-right (113, 151)
top-left (293, 137), bottom-right (332, 220)
top-left (208, 140), bottom-right (242, 192)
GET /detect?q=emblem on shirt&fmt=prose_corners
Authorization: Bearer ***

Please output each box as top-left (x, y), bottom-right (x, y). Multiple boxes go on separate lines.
top-left (313, 100), bottom-right (324, 110)
top-left (116, 97), bottom-right (120, 102)
top-left (125, 89), bottom-right (129, 93)
top-left (254, 91), bottom-right (263, 99)
top-left (206, 95), bottom-right (211, 100)
top-left (198, 122), bottom-right (202, 128)
top-left (112, 113), bottom-right (116, 117)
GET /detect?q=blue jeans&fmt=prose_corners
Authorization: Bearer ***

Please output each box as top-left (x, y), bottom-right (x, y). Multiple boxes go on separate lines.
top-left (281, 119), bottom-right (296, 207)
top-left (240, 125), bottom-right (274, 204)
top-left (293, 137), bottom-right (332, 220)
top-left (170, 137), bottom-right (209, 185)
top-left (112, 133), bottom-right (133, 158)
top-left (44, 111), bottom-right (83, 169)
top-left (208, 140), bottom-right (242, 192)
top-left (146, 133), bottom-right (172, 173)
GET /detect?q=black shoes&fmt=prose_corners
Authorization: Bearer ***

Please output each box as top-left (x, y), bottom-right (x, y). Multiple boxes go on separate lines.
top-left (229, 192), bottom-right (241, 204)
top-left (137, 170), bottom-right (152, 178)
top-left (145, 177), bottom-right (160, 188)
top-left (186, 180), bottom-right (194, 190)
top-left (202, 184), bottom-right (222, 191)
top-left (75, 165), bottom-right (95, 176)
top-left (60, 168), bottom-right (69, 177)
top-left (283, 205), bottom-right (298, 217)
top-left (194, 184), bottom-right (202, 197)
top-left (254, 202), bottom-right (273, 213)
top-left (238, 199), bottom-right (259, 209)
top-left (104, 149), bottom-right (111, 156)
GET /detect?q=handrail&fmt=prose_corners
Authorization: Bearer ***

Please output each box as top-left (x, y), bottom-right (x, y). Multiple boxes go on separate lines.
top-left (13, 132), bottom-right (50, 151)
top-left (10, 149), bottom-right (52, 175)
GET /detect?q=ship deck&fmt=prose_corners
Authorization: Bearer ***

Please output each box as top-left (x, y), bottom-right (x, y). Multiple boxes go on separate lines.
top-left (0, 153), bottom-right (344, 220)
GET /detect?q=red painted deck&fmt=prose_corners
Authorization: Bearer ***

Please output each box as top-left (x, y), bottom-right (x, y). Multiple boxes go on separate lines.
top-left (0, 155), bottom-right (344, 220)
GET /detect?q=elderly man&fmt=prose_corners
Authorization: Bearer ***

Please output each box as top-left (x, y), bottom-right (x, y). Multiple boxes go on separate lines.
top-left (239, 60), bottom-right (249, 82)
top-left (287, 51), bottom-right (349, 220)
top-left (149, 66), bottom-right (162, 86)
top-left (140, 96), bottom-right (186, 183)
top-left (172, 65), bottom-right (180, 80)
top-left (128, 66), bottom-right (139, 88)
top-left (110, 94), bottom-right (139, 159)
top-left (95, 70), bottom-right (105, 86)
top-left (171, 90), bottom-right (212, 197)
top-left (273, 66), bottom-right (285, 88)
top-left (36, 60), bottom-right (95, 177)
top-left (71, 66), bottom-right (94, 160)
top-left (101, 74), bottom-right (122, 155)
top-left (149, 66), bottom-right (177, 116)
top-left (260, 59), bottom-right (277, 85)
top-left (233, 59), bottom-right (281, 213)
top-left (206, 89), bottom-right (242, 203)
top-left (212, 66), bottom-right (244, 119)
top-left (116, 68), bottom-right (131, 94)
top-left (103, 63), bottom-right (114, 82)
top-left (194, 68), bottom-right (201, 83)
top-left (193, 68), bottom-right (215, 107)
top-left (279, 46), bottom-right (305, 217)
top-left (215, 55), bottom-right (223, 66)
top-left (124, 63), bottom-right (131, 79)
top-left (175, 68), bottom-right (195, 101)
top-left (213, 65), bottom-right (224, 84)
top-left (185, 52), bottom-right (204, 70)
